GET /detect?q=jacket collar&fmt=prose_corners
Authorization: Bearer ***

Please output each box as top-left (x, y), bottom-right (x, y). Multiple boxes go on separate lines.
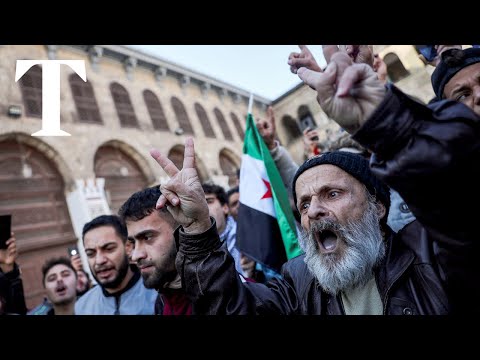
top-left (375, 231), bottom-right (415, 300)
top-left (101, 265), bottom-right (141, 298)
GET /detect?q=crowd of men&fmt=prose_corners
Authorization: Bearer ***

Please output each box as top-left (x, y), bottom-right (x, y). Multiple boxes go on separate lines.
top-left (1, 45), bottom-right (479, 315)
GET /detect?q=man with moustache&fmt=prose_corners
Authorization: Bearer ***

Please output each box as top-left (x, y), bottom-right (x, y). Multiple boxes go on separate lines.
top-left (119, 186), bottom-right (191, 315)
top-left (75, 215), bottom-right (157, 315)
top-left (29, 258), bottom-right (77, 315)
top-left (148, 45), bottom-right (479, 314)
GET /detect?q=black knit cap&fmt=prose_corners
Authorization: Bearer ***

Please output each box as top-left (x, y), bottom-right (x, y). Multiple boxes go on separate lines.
top-left (431, 47), bottom-right (480, 99)
top-left (292, 151), bottom-right (390, 211)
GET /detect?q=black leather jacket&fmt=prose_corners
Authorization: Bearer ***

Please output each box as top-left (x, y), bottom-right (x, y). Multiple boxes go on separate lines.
top-left (175, 84), bottom-right (480, 315)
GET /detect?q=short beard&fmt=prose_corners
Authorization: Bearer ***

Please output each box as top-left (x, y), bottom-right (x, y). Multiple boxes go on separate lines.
top-left (140, 245), bottom-right (177, 290)
top-left (301, 196), bottom-right (386, 296)
top-left (94, 255), bottom-right (130, 290)
top-left (53, 295), bottom-right (76, 307)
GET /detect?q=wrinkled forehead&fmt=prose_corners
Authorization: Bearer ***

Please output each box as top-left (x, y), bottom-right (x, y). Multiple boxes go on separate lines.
top-left (444, 62), bottom-right (480, 97)
top-left (295, 164), bottom-right (360, 195)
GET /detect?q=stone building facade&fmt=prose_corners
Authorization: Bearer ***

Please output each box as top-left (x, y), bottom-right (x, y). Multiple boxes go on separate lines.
top-left (0, 45), bottom-right (269, 308)
top-left (273, 45), bottom-right (436, 165)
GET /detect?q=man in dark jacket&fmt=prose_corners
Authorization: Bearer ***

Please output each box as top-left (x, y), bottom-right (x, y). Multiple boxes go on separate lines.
top-left (149, 48), bottom-right (479, 315)
top-left (119, 186), bottom-right (192, 315)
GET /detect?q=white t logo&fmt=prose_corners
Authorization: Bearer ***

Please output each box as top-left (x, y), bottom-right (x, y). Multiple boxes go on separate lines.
top-left (15, 60), bottom-right (86, 136)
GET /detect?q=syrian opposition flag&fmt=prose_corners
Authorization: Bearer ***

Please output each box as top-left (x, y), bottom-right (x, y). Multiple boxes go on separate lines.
top-left (236, 110), bottom-right (302, 273)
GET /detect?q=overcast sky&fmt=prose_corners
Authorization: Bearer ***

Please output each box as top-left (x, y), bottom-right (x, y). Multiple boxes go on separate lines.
top-left (127, 45), bottom-right (326, 101)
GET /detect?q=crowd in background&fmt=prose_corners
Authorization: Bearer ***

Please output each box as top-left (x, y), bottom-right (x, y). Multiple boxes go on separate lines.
top-left (1, 44), bottom-right (479, 315)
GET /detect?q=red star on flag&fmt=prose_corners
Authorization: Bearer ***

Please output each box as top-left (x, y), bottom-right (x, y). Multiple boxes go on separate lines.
top-left (261, 178), bottom-right (273, 200)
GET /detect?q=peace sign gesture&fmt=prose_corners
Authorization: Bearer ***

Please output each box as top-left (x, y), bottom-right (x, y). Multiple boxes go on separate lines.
top-left (150, 137), bottom-right (211, 234)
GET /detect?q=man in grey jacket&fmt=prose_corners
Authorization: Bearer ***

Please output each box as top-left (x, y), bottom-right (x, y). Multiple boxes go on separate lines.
top-left (75, 215), bottom-right (157, 315)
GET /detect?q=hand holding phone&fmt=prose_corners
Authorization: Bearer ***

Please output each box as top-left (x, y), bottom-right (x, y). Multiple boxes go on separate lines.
top-left (0, 215), bottom-right (12, 250)
top-left (416, 45), bottom-right (438, 63)
top-left (68, 246), bottom-right (79, 257)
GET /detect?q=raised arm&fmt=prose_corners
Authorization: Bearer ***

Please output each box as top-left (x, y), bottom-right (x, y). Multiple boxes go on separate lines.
top-left (150, 138), bottom-right (299, 314)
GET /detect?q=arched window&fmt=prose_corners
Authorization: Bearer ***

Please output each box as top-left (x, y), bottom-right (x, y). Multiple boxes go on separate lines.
top-left (69, 73), bottom-right (102, 124)
top-left (0, 139), bottom-right (77, 308)
top-left (194, 103), bottom-right (215, 138)
top-left (219, 149), bottom-right (240, 187)
top-left (171, 97), bottom-right (194, 135)
top-left (384, 53), bottom-right (410, 83)
top-left (168, 145), bottom-right (207, 182)
top-left (110, 82), bottom-right (138, 128)
top-left (230, 113), bottom-right (245, 140)
top-left (94, 145), bottom-right (148, 214)
top-left (214, 108), bottom-right (233, 141)
top-left (19, 65), bottom-right (42, 118)
top-left (282, 115), bottom-right (302, 143)
top-left (143, 90), bottom-right (169, 131)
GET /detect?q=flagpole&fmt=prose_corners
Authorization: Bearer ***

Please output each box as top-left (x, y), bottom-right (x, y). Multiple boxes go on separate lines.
top-left (247, 93), bottom-right (253, 115)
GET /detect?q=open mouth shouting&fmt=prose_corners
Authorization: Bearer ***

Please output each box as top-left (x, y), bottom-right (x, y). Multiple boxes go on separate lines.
top-left (95, 267), bottom-right (115, 280)
top-left (315, 229), bottom-right (340, 254)
top-left (55, 284), bottom-right (68, 296)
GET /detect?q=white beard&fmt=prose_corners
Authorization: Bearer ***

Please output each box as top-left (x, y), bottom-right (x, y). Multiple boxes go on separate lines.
top-left (300, 199), bottom-right (386, 296)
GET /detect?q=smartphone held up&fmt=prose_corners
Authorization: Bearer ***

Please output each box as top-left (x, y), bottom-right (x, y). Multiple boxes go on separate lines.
top-left (0, 214), bottom-right (12, 250)
top-left (68, 246), bottom-right (79, 257)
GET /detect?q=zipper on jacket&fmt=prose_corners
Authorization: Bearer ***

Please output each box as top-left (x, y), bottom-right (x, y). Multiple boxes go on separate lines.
top-left (380, 267), bottom-right (408, 315)
top-left (114, 295), bottom-right (120, 315)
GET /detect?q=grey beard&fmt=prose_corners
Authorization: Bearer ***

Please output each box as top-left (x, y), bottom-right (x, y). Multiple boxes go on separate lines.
top-left (301, 199), bottom-right (386, 296)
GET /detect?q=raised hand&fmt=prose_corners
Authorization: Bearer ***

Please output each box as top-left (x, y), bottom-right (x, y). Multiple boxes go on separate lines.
top-left (303, 127), bottom-right (321, 158)
top-left (0, 233), bottom-right (18, 273)
top-left (256, 106), bottom-right (277, 150)
top-left (288, 45), bottom-right (322, 74)
top-left (71, 253), bottom-right (83, 272)
top-left (323, 45), bottom-right (374, 68)
top-left (418, 45), bottom-right (463, 67)
top-left (240, 254), bottom-right (256, 279)
top-left (150, 137), bottom-right (211, 234)
top-left (297, 52), bottom-right (386, 134)
top-left (373, 53), bottom-right (388, 84)
top-left (341, 45), bottom-right (374, 67)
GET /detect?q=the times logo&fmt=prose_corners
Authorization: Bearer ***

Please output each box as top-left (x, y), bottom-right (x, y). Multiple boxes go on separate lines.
top-left (15, 60), bottom-right (86, 136)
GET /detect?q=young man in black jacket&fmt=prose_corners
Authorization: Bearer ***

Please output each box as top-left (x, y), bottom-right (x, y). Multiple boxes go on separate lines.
top-left (119, 186), bottom-right (191, 315)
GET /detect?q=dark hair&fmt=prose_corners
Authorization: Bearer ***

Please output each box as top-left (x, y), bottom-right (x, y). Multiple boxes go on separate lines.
top-left (226, 186), bottom-right (239, 201)
top-left (82, 215), bottom-right (128, 244)
top-left (118, 185), bottom-right (176, 226)
top-left (42, 257), bottom-right (77, 286)
top-left (202, 183), bottom-right (227, 206)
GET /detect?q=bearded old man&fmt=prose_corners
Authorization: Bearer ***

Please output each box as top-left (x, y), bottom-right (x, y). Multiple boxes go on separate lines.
top-left (148, 48), bottom-right (480, 315)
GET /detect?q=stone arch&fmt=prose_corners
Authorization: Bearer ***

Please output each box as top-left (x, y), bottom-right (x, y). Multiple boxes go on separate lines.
top-left (94, 140), bottom-right (153, 214)
top-left (282, 115), bottom-right (302, 144)
top-left (167, 144), bottom-right (209, 182)
top-left (384, 52), bottom-right (410, 82)
top-left (0, 133), bottom-right (77, 308)
top-left (0, 132), bottom-right (74, 189)
top-left (94, 140), bottom-right (155, 184)
top-left (219, 148), bottom-right (241, 187)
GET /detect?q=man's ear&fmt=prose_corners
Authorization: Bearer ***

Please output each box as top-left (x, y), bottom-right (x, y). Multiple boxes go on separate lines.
top-left (376, 202), bottom-right (387, 221)
top-left (222, 203), bottom-right (229, 216)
